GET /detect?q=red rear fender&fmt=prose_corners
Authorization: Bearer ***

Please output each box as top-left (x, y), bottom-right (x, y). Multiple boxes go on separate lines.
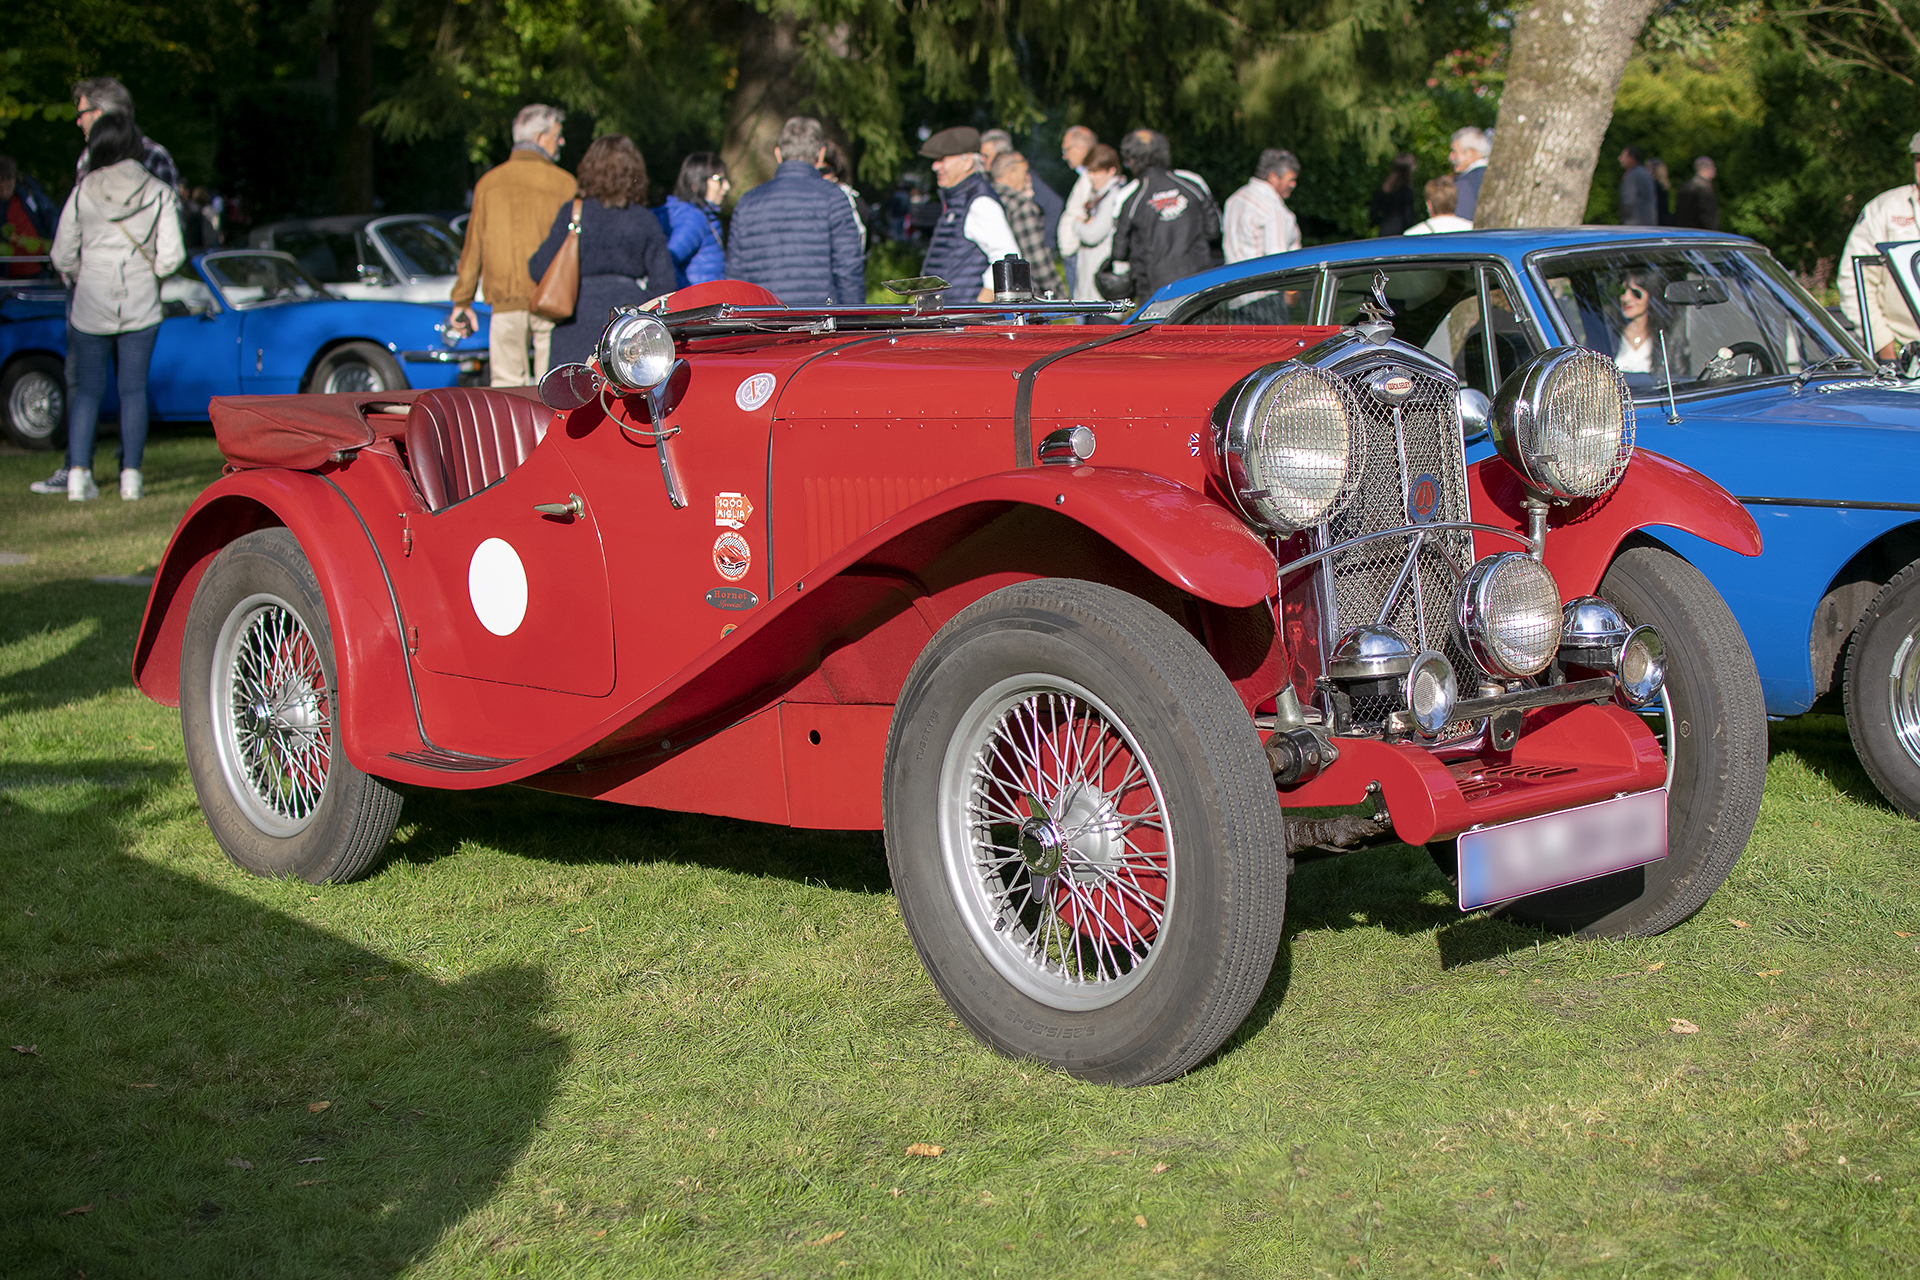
top-left (133, 470), bottom-right (422, 772)
top-left (1470, 450), bottom-right (1762, 596)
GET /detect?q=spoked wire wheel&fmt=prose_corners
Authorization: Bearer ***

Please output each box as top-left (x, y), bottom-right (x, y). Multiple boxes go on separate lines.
top-left (1885, 628), bottom-right (1920, 771)
top-left (941, 676), bottom-right (1174, 1010)
top-left (210, 592), bottom-right (335, 836)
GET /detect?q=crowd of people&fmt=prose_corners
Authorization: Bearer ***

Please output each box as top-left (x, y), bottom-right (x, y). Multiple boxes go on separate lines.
top-left (5, 80), bottom-right (1761, 498)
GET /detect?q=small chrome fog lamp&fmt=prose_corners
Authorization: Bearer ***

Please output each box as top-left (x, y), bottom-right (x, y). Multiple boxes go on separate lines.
top-left (1489, 347), bottom-right (1635, 500)
top-left (1457, 552), bottom-right (1562, 678)
top-left (1615, 625), bottom-right (1666, 707)
top-left (1404, 650), bottom-right (1459, 738)
top-left (1558, 596), bottom-right (1631, 668)
top-left (1329, 624), bottom-right (1416, 681)
top-left (598, 310), bottom-right (676, 390)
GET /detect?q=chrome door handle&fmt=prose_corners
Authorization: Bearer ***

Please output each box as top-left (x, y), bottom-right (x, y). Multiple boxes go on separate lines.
top-left (533, 493), bottom-right (584, 518)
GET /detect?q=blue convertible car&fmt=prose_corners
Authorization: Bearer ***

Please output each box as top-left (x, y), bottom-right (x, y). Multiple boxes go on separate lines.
top-left (1137, 227), bottom-right (1920, 820)
top-left (0, 249), bottom-right (489, 450)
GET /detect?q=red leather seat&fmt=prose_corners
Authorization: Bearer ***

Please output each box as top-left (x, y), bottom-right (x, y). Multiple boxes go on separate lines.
top-left (405, 388), bottom-right (554, 511)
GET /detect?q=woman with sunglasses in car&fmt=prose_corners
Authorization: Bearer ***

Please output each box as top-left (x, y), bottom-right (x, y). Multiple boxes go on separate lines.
top-left (1610, 267), bottom-right (1676, 379)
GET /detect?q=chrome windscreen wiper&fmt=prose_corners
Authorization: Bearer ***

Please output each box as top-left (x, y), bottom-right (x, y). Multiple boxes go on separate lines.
top-left (1793, 352), bottom-right (1873, 390)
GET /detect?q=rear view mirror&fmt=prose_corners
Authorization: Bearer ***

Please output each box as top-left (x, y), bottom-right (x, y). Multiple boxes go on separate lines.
top-left (1900, 339), bottom-right (1920, 380)
top-left (539, 362), bottom-right (600, 411)
top-left (1664, 279), bottom-right (1730, 306)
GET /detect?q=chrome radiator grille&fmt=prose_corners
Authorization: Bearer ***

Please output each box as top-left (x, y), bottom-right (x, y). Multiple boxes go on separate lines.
top-left (1321, 362), bottom-right (1475, 727)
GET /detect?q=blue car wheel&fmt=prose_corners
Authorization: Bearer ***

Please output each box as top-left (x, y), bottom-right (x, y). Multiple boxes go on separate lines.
top-left (305, 341), bottom-right (405, 395)
top-left (2, 355), bottom-right (67, 451)
top-left (1845, 560), bottom-right (1920, 819)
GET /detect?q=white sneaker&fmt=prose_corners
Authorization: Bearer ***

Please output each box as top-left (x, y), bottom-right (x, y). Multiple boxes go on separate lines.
top-left (67, 467), bottom-right (98, 502)
top-left (29, 467), bottom-right (70, 495)
top-left (120, 468), bottom-right (143, 500)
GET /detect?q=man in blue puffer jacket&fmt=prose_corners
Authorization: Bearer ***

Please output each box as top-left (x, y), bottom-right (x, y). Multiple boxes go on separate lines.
top-left (725, 117), bottom-right (865, 305)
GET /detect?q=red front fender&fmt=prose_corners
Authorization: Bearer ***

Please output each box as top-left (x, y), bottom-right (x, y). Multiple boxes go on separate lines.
top-left (133, 470), bottom-right (424, 773)
top-left (1469, 450), bottom-right (1762, 595)
top-left (885, 465), bottom-right (1277, 608)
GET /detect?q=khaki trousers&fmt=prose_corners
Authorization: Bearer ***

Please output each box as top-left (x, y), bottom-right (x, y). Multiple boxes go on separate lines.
top-left (489, 308), bottom-right (554, 387)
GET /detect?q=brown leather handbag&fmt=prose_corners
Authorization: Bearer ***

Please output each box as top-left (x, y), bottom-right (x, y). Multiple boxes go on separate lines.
top-left (529, 199), bottom-right (583, 320)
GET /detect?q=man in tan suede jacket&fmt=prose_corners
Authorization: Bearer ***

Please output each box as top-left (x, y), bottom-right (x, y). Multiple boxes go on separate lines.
top-left (449, 104), bottom-right (577, 386)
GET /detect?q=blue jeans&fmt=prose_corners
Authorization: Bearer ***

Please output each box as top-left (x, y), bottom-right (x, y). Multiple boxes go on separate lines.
top-left (67, 323), bottom-right (159, 473)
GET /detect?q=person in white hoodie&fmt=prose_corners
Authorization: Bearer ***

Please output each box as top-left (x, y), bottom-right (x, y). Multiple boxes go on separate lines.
top-left (1056, 143), bottom-right (1131, 315)
top-left (47, 112), bottom-right (183, 501)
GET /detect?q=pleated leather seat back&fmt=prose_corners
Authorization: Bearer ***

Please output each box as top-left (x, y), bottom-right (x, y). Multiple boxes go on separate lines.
top-left (406, 388), bottom-right (552, 511)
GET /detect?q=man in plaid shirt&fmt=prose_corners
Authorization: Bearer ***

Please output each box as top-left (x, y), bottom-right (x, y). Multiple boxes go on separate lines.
top-left (989, 151), bottom-right (1064, 299)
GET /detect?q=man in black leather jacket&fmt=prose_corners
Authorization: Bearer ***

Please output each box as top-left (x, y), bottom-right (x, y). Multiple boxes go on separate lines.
top-left (1107, 130), bottom-right (1220, 302)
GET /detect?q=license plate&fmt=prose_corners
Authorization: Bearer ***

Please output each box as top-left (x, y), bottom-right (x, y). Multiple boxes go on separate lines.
top-left (1456, 788), bottom-right (1668, 911)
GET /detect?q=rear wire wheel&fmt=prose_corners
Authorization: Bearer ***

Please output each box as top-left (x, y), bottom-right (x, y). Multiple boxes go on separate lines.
top-left (1843, 559), bottom-right (1920, 819)
top-left (181, 528), bottom-right (402, 883)
top-left (884, 579), bottom-right (1288, 1085)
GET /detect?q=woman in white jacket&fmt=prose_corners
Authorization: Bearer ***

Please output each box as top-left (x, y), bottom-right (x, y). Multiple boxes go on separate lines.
top-left (48, 112), bottom-right (184, 501)
top-left (1056, 144), bottom-right (1132, 311)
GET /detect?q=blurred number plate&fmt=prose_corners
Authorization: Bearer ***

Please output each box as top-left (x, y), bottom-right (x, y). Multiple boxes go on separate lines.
top-left (1457, 788), bottom-right (1667, 911)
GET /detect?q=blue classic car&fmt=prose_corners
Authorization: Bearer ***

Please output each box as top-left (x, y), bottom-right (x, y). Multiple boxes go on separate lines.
top-left (0, 249), bottom-right (489, 450)
top-left (1136, 227), bottom-right (1920, 819)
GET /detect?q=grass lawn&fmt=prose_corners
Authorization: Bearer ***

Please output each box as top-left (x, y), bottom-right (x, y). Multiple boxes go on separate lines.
top-left (2, 431), bottom-right (1918, 1278)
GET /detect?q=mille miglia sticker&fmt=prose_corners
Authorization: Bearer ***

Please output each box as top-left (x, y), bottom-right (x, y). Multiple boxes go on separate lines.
top-left (714, 492), bottom-right (754, 529)
top-left (712, 531), bottom-right (752, 581)
top-left (735, 373), bottom-right (777, 411)
top-left (706, 586), bottom-right (759, 610)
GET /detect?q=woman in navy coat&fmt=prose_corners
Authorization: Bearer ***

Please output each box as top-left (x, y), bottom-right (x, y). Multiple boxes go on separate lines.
top-left (528, 135), bottom-right (675, 368)
top-left (657, 152), bottom-right (729, 288)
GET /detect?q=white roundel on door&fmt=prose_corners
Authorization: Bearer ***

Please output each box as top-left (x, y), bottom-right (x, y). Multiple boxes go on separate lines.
top-left (468, 537), bottom-right (529, 636)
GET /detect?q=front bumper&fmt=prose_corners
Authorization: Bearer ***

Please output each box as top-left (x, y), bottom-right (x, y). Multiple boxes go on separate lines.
top-left (1276, 699), bottom-right (1666, 846)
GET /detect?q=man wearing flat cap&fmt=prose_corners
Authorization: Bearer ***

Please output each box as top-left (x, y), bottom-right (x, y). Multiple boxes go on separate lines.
top-left (1838, 132), bottom-right (1920, 359)
top-left (920, 125), bottom-right (1021, 303)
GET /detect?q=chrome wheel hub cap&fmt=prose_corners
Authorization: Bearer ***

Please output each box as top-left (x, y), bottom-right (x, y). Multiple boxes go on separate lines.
top-left (1890, 631), bottom-right (1920, 769)
top-left (938, 676), bottom-right (1174, 1011)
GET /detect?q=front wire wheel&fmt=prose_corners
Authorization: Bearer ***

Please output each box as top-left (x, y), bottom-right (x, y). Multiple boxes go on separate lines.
top-left (886, 579), bottom-right (1288, 1086)
top-left (943, 678), bottom-right (1174, 1010)
top-left (182, 529), bottom-right (402, 884)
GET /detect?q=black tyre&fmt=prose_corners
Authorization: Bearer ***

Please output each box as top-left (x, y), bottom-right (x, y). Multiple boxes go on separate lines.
top-left (2, 355), bottom-right (67, 450)
top-left (1494, 545), bottom-right (1766, 937)
top-left (883, 579), bottom-right (1288, 1086)
top-left (181, 528), bottom-right (402, 884)
top-left (304, 341), bottom-right (406, 395)
top-left (1843, 560), bottom-right (1920, 819)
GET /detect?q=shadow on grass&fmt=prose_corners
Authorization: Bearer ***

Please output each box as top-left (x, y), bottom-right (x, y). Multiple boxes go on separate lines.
top-left (0, 761), bottom-right (564, 1280)
top-left (386, 782), bottom-right (895, 895)
top-left (1767, 712), bottom-right (1890, 812)
top-left (0, 580), bottom-right (156, 713)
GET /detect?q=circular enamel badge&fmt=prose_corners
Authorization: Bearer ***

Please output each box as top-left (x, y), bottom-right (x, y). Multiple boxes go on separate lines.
top-left (713, 531), bottom-right (752, 581)
top-left (1407, 473), bottom-right (1442, 525)
top-left (468, 538), bottom-right (528, 636)
top-left (735, 372), bottom-right (777, 411)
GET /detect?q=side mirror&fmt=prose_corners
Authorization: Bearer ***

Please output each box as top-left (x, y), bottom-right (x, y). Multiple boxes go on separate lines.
top-left (1900, 340), bottom-right (1920, 380)
top-left (539, 362), bottom-right (601, 410)
top-left (1456, 387), bottom-right (1492, 444)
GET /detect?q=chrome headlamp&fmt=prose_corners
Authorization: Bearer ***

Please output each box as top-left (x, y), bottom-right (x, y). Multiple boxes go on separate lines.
top-left (1489, 347), bottom-right (1634, 500)
top-left (598, 310), bottom-right (676, 391)
top-left (1209, 363), bottom-right (1364, 534)
top-left (1457, 552), bottom-right (1563, 678)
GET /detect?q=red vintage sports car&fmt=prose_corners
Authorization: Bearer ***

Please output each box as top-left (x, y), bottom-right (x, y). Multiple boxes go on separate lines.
top-left (134, 270), bottom-right (1767, 1085)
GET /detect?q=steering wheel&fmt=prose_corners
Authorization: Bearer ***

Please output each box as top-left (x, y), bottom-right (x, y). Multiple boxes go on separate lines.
top-left (1700, 340), bottom-right (1777, 382)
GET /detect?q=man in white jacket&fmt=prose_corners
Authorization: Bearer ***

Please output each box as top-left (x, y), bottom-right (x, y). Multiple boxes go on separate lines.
top-left (1223, 149), bottom-right (1302, 264)
top-left (44, 112), bottom-right (184, 501)
top-left (1837, 132), bottom-right (1920, 359)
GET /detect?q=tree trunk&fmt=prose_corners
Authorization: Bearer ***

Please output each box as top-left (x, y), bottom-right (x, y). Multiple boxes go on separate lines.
top-left (1474, 0), bottom-right (1661, 229)
top-left (333, 0), bottom-right (377, 214)
top-left (722, 11), bottom-right (806, 194)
